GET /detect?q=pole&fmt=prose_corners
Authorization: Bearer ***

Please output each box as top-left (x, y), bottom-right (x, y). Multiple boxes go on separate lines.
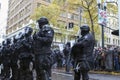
top-left (101, 2), bottom-right (107, 48)
top-left (79, 7), bottom-right (82, 27)
top-left (97, 0), bottom-right (104, 48)
top-left (118, 0), bottom-right (120, 45)
top-left (77, 7), bottom-right (82, 37)
top-left (102, 25), bottom-right (104, 48)
top-left (97, 0), bottom-right (107, 48)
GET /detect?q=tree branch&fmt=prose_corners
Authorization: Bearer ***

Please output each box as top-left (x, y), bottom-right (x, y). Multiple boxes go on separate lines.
top-left (84, 0), bottom-right (89, 8)
top-left (89, 4), bottom-right (98, 10)
top-left (93, 15), bottom-right (98, 21)
top-left (81, 0), bottom-right (88, 9)
top-left (108, 15), bottom-right (118, 19)
top-left (89, 0), bottom-right (94, 6)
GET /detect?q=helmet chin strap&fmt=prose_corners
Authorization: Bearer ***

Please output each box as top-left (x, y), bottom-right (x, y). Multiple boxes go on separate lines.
top-left (81, 31), bottom-right (88, 36)
top-left (38, 24), bottom-right (45, 29)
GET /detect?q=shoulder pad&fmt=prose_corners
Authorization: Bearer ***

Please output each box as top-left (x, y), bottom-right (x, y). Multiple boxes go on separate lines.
top-left (42, 25), bottom-right (53, 31)
top-left (84, 35), bottom-right (89, 39)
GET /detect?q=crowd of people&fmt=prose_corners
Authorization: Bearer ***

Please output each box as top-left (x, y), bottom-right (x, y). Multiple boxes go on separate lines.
top-left (54, 46), bottom-right (120, 72)
top-left (93, 46), bottom-right (120, 71)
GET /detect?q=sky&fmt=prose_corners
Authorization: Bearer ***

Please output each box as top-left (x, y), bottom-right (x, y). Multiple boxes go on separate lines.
top-left (0, 0), bottom-right (8, 28)
top-left (0, 0), bottom-right (8, 42)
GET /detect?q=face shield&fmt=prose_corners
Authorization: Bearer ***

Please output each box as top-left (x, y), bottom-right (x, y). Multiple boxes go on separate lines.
top-left (6, 38), bottom-right (11, 45)
top-left (17, 32), bottom-right (25, 39)
top-left (35, 22), bottom-right (39, 30)
top-left (24, 26), bottom-right (33, 37)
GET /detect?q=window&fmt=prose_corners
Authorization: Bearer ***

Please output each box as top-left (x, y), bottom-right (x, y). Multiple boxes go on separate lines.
top-left (106, 38), bottom-right (108, 43)
top-left (113, 39), bottom-right (115, 44)
top-left (74, 14), bottom-right (79, 20)
top-left (37, 3), bottom-right (41, 7)
top-left (19, 20), bottom-right (23, 28)
top-left (25, 4), bottom-right (31, 13)
top-left (68, 13), bottom-right (72, 19)
top-left (116, 39), bottom-right (118, 44)
top-left (60, 12), bottom-right (67, 17)
top-left (13, 24), bottom-right (17, 31)
top-left (44, 0), bottom-right (51, 3)
top-left (109, 38), bottom-right (111, 43)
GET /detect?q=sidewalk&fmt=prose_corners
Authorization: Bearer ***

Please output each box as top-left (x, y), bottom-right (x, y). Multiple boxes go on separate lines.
top-left (52, 69), bottom-right (98, 80)
top-left (90, 70), bottom-right (120, 76)
top-left (52, 68), bottom-right (120, 76)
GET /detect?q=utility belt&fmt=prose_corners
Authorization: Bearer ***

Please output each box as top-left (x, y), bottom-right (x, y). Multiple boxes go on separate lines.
top-left (19, 52), bottom-right (33, 59)
top-left (35, 50), bottom-right (52, 56)
top-left (74, 60), bottom-right (90, 72)
top-left (35, 53), bottom-right (53, 68)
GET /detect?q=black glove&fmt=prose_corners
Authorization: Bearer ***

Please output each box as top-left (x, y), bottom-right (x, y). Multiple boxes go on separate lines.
top-left (33, 32), bottom-right (37, 40)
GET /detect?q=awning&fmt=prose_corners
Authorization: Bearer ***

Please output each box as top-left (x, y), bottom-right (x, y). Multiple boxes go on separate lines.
top-left (111, 30), bottom-right (119, 36)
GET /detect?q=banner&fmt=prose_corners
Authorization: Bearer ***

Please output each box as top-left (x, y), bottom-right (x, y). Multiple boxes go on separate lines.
top-left (98, 9), bottom-right (107, 26)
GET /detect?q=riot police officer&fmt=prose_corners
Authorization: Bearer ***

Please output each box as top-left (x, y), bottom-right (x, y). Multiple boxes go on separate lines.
top-left (71, 24), bottom-right (94, 80)
top-left (63, 42), bottom-right (71, 73)
top-left (1, 38), bottom-right (12, 79)
top-left (33, 17), bottom-right (54, 80)
top-left (10, 35), bottom-right (19, 80)
top-left (0, 45), bottom-right (2, 77)
top-left (0, 41), bottom-right (6, 78)
top-left (54, 49), bottom-right (63, 68)
top-left (18, 27), bottom-right (34, 80)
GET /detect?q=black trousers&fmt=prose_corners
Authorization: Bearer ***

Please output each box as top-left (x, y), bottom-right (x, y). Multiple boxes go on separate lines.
top-left (2, 63), bottom-right (11, 79)
top-left (65, 55), bottom-right (71, 72)
top-left (74, 70), bottom-right (89, 80)
top-left (73, 60), bottom-right (90, 80)
top-left (10, 63), bottom-right (18, 80)
top-left (35, 55), bottom-right (52, 80)
top-left (18, 58), bottom-right (33, 80)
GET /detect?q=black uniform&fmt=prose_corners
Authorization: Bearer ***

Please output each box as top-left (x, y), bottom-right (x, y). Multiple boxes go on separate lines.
top-left (0, 41), bottom-right (6, 78)
top-left (10, 36), bottom-right (19, 80)
top-left (63, 42), bottom-right (71, 72)
top-left (0, 45), bottom-right (2, 66)
top-left (0, 45), bottom-right (2, 77)
top-left (54, 49), bottom-right (63, 68)
top-left (1, 39), bottom-right (12, 79)
top-left (71, 25), bottom-right (94, 80)
top-left (33, 17), bottom-right (54, 80)
top-left (17, 27), bottom-right (34, 80)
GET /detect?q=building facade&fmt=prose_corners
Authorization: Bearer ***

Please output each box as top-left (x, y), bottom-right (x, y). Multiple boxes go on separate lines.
top-left (7, 0), bottom-right (34, 35)
top-left (104, 10), bottom-right (119, 47)
top-left (7, 0), bottom-right (119, 47)
top-left (7, 0), bottom-right (80, 44)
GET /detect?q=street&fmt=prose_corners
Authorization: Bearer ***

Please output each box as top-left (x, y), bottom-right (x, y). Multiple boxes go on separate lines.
top-left (52, 71), bottom-right (120, 80)
top-left (0, 67), bottom-right (120, 80)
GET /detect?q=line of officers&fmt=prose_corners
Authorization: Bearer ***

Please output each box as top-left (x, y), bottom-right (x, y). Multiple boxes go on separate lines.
top-left (0, 17), bottom-right (56, 80)
top-left (0, 16), bottom-right (95, 80)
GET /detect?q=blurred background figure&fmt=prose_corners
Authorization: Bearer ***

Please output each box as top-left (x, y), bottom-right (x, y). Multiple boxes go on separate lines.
top-left (63, 42), bottom-right (71, 73)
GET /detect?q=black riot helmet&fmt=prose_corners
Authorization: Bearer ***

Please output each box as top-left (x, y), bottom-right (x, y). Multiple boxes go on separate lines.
top-left (2, 40), bottom-right (6, 46)
top-left (17, 32), bottom-right (25, 40)
top-left (24, 26), bottom-right (33, 37)
top-left (6, 38), bottom-right (11, 45)
top-left (80, 24), bottom-right (90, 36)
top-left (66, 42), bottom-right (71, 47)
top-left (37, 17), bottom-right (49, 29)
top-left (13, 35), bottom-right (18, 43)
